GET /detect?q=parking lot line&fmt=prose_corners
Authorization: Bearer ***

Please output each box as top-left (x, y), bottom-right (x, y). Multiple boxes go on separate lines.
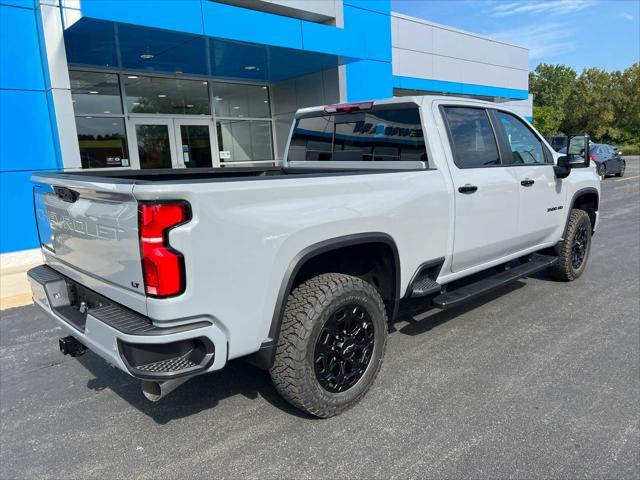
top-left (615, 175), bottom-right (639, 182)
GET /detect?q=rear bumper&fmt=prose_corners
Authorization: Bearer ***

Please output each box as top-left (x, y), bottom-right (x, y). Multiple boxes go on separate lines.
top-left (28, 265), bottom-right (228, 380)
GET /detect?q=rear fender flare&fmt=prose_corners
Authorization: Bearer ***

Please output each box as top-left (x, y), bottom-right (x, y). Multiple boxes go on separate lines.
top-left (248, 232), bottom-right (400, 369)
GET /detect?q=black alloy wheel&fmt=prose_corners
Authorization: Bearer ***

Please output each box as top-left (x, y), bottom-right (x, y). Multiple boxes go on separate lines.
top-left (571, 222), bottom-right (589, 270)
top-left (313, 302), bottom-right (375, 393)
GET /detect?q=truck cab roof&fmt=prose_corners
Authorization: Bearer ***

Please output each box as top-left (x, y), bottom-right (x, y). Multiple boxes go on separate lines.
top-left (295, 95), bottom-right (511, 118)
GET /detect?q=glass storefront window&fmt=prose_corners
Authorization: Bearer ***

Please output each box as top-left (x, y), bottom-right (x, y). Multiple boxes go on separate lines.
top-left (70, 71), bottom-right (123, 115)
top-left (124, 76), bottom-right (210, 115)
top-left (75, 117), bottom-right (129, 168)
top-left (68, 70), bottom-right (276, 169)
top-left (213, 83), bottom-right (270, 118)
top-left (216, 120), bottom-right (273, 162)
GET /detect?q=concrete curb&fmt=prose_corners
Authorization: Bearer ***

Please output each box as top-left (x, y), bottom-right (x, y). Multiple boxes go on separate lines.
top-left (1, 249), bottom-right (42, 311)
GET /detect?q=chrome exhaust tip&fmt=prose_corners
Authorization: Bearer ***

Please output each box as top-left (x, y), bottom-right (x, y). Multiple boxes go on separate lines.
top-left (141, 377), bottom-right (189, 402)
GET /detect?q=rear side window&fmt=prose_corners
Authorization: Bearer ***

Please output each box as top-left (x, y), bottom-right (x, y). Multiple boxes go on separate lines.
top-left (442, 107), bottom-right (500, 168)
top-left (288, 107), bottom-right (428, 165)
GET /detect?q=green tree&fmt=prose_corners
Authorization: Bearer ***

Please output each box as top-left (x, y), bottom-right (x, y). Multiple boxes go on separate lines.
top-left (611, 63), bottom-right (640, 142)
top-left (529, 63), bottom-right (577, 134)
top-left (531, 62), bottom-right (639, 149)
top-left (531, 105), bottom-right (562, 136)
top-left (563, 68), bottom-right (616, 141)
top-left (529, 63), bottom-right (577, 110)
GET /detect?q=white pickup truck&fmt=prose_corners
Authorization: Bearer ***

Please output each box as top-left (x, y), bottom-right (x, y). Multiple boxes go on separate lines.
top-left (29, 96), bottom-right (600, 417)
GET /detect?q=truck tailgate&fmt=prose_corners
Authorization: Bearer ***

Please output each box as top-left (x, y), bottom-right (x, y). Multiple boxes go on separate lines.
top-left (33, 176), bottom-right (145, 299)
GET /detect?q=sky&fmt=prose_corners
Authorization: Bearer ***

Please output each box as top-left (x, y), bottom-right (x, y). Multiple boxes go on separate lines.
top-left (391, 0), bottom-right (640, 73)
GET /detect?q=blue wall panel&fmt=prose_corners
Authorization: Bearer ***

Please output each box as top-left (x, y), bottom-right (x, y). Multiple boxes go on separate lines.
top-left (301, 5), bottom-right (390, 63)
top-left (0, 90), bottom-right (58, 172)
top-left (79, 0), bottom-right (204, 35)
top-left (342, 5), bottom-right (391, 62)
top-left (301, 21), bottom-right (352, 58)
top-left (202, 1), bottom-right (303, 50)
top-left (0, 171), bottom-right (40, 252)
top-left (0, 4), bottom-right (45, 91)
top-left (0, 0), bottom-right (36, 9)
top-left (346, 60), bottom-right (393, 102)
top-left (341, 1), bottom-right (392, 102)
top-left (1, 3), bottom-right (59, 253)
top-left (393, 75), bottom-right (529, 100)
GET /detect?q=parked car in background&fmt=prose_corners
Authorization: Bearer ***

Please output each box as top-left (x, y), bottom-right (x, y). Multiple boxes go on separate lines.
top-left (590, 144), bottom-right (626, 179)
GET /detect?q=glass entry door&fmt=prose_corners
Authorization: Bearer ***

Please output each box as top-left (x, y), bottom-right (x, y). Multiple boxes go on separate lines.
top-left (129, 118), bottom-right (176, 169)
top-left (129, 118), bottom-right (217, 169)
top-left (174, 119), bottom-right (217, 168)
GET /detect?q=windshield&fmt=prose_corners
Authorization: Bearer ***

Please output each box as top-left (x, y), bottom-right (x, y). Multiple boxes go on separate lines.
top-left (287, 106), bottom-right (428, 166)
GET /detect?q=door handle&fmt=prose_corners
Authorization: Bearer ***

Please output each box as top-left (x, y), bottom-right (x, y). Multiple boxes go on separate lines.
top-left (458, 184), bottom-right (478, 194)
top-left (521, 179), bottom-right (535, 187)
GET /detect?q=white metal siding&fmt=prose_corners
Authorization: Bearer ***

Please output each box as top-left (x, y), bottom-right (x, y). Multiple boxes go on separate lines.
top-left (391, 12), bottom-right (529, 92)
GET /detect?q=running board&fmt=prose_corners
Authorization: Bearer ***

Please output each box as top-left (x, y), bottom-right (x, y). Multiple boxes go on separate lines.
top-left (432, 254), bottom-right (557, 310)
top-left (410, 276), bottom-right (442, 297)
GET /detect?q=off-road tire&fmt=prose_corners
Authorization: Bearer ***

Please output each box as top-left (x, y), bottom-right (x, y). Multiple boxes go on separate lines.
top-left (549, 208), bottom-right (592, 281)
top-left (269, 273), bottom-right (388, 418)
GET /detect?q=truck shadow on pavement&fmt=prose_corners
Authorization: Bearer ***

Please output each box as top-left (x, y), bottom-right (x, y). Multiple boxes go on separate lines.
top-left (395, 281), bottom-right (526, 337)
top-left (76, 280), bottom-right (527, 424)
top-left (78, 354), bottom-right (312, 424)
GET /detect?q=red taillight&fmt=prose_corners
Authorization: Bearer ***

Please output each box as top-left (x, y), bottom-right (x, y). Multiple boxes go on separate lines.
top-left (590, 156), bottom-right (596, 162)
top-left (324, 101), bottom-right (373, 114)
top-left (138, 202), bottom-right (190, 298)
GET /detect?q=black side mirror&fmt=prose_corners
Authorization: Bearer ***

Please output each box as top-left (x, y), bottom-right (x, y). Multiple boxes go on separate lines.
top-left (554, 156), bottom-right (571, 178)
top-left (564, 134), bottom-right (591, 167)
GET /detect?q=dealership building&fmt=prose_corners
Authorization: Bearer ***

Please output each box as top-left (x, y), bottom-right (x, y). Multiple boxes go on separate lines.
top-left (0, 0), bottom-right (531, 256)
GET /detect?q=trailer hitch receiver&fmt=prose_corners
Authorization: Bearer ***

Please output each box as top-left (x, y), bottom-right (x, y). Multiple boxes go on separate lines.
top-left (59, 336), bottom-right (87, 357)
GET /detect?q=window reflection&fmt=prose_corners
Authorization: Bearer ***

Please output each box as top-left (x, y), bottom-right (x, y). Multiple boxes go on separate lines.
top-left (70, 71), bottom-right (122, 115)
top-left (125, 76), bottom-right (210, 115)
top-left (68, 70), bottom-right (276, 169)
top-left (213, 83), bottom-right (270, 118)
top-left (135, 124), bottom-right (172, 169)
top-left (75, 117), bottom-right (128, 168)
top-left (216, 120), bottom-right (273, 162)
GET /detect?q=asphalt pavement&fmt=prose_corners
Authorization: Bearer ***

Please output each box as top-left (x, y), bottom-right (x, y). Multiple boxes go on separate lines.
top-left (1, 159), bottom-right (639, 479)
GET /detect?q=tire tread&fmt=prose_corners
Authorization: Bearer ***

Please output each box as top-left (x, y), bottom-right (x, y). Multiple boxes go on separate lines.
top-left (549, 208), bottom-right (591, 281)
top-left (269, 273), bottom-right (387, 418)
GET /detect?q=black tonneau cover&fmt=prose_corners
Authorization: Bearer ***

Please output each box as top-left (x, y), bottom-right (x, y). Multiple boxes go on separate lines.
top-left (33, 167), bottom-right (410, 185)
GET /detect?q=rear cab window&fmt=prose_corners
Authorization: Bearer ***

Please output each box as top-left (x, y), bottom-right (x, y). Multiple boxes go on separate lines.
top-left (287, 104), bottom-right (429, 168)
